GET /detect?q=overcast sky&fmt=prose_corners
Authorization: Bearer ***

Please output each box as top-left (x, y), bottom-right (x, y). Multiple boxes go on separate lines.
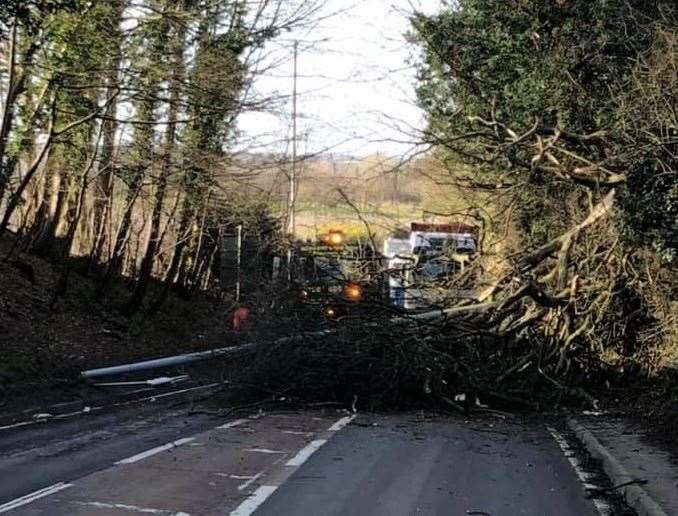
top-left (238, 0), bottom-right (442, 158)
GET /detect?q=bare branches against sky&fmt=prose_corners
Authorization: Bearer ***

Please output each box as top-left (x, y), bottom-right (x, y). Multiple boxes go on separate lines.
top-left (238, 0), bottom-right (442, 157)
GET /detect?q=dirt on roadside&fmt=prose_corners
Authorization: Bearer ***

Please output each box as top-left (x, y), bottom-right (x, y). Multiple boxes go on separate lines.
top-left (0, 236), bottom-right (238, 406)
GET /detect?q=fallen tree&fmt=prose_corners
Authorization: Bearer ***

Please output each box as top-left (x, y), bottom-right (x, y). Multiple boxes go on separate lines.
top-left (231, 1), bottom-right (678, 410)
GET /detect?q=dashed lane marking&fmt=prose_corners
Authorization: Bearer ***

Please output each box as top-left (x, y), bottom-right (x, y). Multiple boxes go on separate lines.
top-left (0, 482), bottom-right (73, 514)
top-left (3, 413), bottom-right (355, 515)
top-left (0, 421), bottom-right (34, 432)
top-left (115, 437), bottom-right (195, 465)
top-left (228, 414), bottom-right (356, 516)
top-left (243, 448), bottom-right (286, 454)
top-left (237, 471), bottom-right (265, 491)
top-left (328, 415), bottom-right (356, 432)
top-left (229, 485), bottom-right (278, 516)
top-left (285, 439), bottom-right (327, 467)
top-left (0, 383), bottom-right (221, 433)
top-left (71, 501), bottom-right (190, 515)
top-left (217, 419), bottom-right (248, 430)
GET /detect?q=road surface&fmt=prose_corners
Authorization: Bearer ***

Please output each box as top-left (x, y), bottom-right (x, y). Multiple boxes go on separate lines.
top-left (0, 398), bottom-right (629, 515)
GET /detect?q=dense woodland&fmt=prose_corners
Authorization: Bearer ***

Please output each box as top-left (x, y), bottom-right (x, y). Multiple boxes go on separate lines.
top-left (0, 0), bottom-right (322, 314)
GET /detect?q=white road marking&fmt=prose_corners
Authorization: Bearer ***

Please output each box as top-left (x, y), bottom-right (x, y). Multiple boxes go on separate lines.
top-left (282, 430), bottom-right (312, 435)
top-left (0, 482), bottom-right (73, 513)
top-left (328, 415), bottom-right (356, 432)
top-left (547, 426), bottom-right (611, 516)
top-left (243, 448), bottom-right (286, 454)
top-left (72, 501), bottom-right (189, 515)
top-left (0, 407), bottom-right (104, 430)
top-left (116, 437), bottom-right (195, 465)
top-left (229, 485), bottom-right (278, 516)
top-left (0, 383), bottom-right (220, 433)
top-left (227, 413), bottom-right (354, 513)
top-left (142, 383), bottom-right (220, 402)
top-left (0, 421), bottom-right (33, 431)
top-left (238, 471), bottom-right (264, 491)
top-left (285, 439), bottom-right (327, 467)
top-left (217, 419), bottom-right (248, 430)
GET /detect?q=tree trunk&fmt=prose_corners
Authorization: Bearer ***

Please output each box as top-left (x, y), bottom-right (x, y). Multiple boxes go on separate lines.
top-left (125, 19), bottom-right (185, 314)
top-left (149, 207), bottom-right (192, 313)
top-left (0, 112), bottom-right (54, 236)
top-left (94, 171), bottom-right (144, 298)
top-left (90, 0), bottom-right (124, 267)
top-left (95, 5), bottom-right (169, 300)
top-left (0, 22), bottom-right (19, 203)
top-left (50, 125), bottom-right (104, 305)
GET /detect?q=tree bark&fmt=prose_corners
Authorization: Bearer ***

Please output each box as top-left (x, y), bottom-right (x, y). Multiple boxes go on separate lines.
top-left (90, 0), bottom-right (124, 267)
top-left (0, 22), bottom-right (19, 202)
top-left (51, 123), bottom-right (104, 304)
top-left (125, 20), bottom-right (185, 314)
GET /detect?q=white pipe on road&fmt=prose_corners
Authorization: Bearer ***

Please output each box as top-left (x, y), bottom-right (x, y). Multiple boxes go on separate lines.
top-left (81, 343), bottom-right (258, 379)
top-left (80, 329), bottom-right (336, 380)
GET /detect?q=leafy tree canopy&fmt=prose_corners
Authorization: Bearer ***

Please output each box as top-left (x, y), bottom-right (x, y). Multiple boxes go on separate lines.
top-left (412, 0), bottom-right (677, 257)
top-left (0, 0), bottom-right (82, 35)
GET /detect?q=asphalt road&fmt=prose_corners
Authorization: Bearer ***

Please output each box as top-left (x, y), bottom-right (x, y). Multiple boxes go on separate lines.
top-left (256, 415), bottom-right (598, 516)
top-left (0, 403), bottom-right (624, 516)
top-left (0, 387), bottom-right (221, 504)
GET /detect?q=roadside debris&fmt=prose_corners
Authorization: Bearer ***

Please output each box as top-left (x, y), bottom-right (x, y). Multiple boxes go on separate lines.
top-left (586, 479), bottom-right (648, 498)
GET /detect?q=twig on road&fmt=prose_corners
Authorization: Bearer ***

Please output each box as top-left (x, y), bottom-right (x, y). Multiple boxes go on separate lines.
top-left (585, 478), bottom-right (648, 497)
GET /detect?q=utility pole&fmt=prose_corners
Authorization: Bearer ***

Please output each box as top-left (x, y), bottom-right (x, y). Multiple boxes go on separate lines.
top-left (286, 40), bottom-right (298, 280)
top-left (287, 40), bottom-right (298, 238)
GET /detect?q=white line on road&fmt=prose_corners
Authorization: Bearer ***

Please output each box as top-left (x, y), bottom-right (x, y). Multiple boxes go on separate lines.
top-left (0, 421), bottom-right (34, 431)
top-left (0, 383), bottom-right (221, 433)
top-left (217, 419), bottom-right (248, 430)
top-left (227, 414), bottom-right (355, 515)
top-left (141, 383), bottom-right (220, 402)
top-left (0, 482), bottom-right (73, 513)
top-left (72, 501), bottom-right (190, 515)
top-left (116, 437), bottom-right (195, 465)
top-left (229, 485), bottom-right (278, 516)
top-left (243, 448), bottom-right (286, 454)
top-left (237, 471), bottom-right (264, 491)
top-left (547, 426), bottom-right (611, 516)
top-left (328, 415), bottom-right (356, 432)
top-left (285, 439), bottom-right (327, 467)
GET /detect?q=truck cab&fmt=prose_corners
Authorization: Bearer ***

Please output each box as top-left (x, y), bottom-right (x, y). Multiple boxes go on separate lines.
top-left (384, 223), bottom-right (478, 310)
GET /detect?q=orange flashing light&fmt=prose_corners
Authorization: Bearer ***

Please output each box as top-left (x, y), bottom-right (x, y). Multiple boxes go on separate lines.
top-left (329, 231), bottom-right (344, 246)
top-left (343, 282), bottom-right (363, 302)
top-left (320, 230), bottom-right (345, 247)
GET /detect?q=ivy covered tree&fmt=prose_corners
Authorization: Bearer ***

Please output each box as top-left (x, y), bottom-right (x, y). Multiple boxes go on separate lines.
top-left (412, 0), bottom-right (677, 379)
top-left (0, 0), bottom-right (325, 313)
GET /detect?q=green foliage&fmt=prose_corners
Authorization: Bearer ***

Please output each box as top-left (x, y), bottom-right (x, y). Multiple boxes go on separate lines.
top-left (620, 157), bottom-right (678, 263)
top-left (0, 0), bottom-right (81, 36)
top-left (412, 0), bottom-right (677, 255)
top-left (414, 0), bottom-right (660, 133)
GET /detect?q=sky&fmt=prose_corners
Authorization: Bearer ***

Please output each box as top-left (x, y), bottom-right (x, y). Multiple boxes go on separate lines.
top-left (237, 0), bottom-right (442, 158)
